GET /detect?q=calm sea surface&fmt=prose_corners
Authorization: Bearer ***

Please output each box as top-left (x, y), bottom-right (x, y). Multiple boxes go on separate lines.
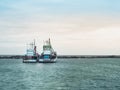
top-left (0, 58), bottom-right (120, 90)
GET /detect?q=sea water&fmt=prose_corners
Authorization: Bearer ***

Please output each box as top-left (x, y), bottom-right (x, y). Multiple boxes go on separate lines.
top-left (0, 58), bottom-right (120, 90)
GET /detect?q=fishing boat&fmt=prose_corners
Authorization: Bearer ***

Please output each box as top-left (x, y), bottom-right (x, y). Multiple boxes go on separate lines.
top-left (23, 40), bottom-right (38, 63)
top-left (39, 38), bottom-right (57, 63)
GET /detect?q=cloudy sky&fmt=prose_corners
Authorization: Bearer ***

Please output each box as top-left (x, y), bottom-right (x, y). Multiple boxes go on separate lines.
top-left (0, 0), bottom-right (120, 55)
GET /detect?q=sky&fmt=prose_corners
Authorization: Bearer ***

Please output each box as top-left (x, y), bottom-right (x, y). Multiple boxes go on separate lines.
top-left (0, 0), bottom-right (120, 55)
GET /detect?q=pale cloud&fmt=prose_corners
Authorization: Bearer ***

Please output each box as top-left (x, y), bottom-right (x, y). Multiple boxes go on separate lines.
top-left (1, 14), bottom-right (120, 55)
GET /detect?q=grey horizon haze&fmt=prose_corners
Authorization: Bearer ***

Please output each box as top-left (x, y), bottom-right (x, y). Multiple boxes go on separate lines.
top-left (0, 0), bottom-right (120, 55)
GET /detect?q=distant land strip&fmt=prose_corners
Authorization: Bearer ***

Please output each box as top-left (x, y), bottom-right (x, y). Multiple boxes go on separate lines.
top-left (0, 55), bottom-right (120, 59)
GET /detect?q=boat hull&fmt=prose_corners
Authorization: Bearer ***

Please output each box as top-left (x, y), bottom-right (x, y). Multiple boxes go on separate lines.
top-left (39, 58), bottom-right (57, 63)
top-left (23, 59), bottom-right (37, 63)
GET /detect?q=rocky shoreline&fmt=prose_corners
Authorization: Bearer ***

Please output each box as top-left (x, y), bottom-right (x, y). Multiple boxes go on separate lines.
top-left (0, 55), bottom-right (120, 59)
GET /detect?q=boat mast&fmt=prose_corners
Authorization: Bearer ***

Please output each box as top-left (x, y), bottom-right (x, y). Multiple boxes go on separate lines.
top-left (34, 39), bottom-right (36, 55)
top-left (49, 38), bottom-right (54, 52)
top-left (49, 38), bottom-right (51, 45)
